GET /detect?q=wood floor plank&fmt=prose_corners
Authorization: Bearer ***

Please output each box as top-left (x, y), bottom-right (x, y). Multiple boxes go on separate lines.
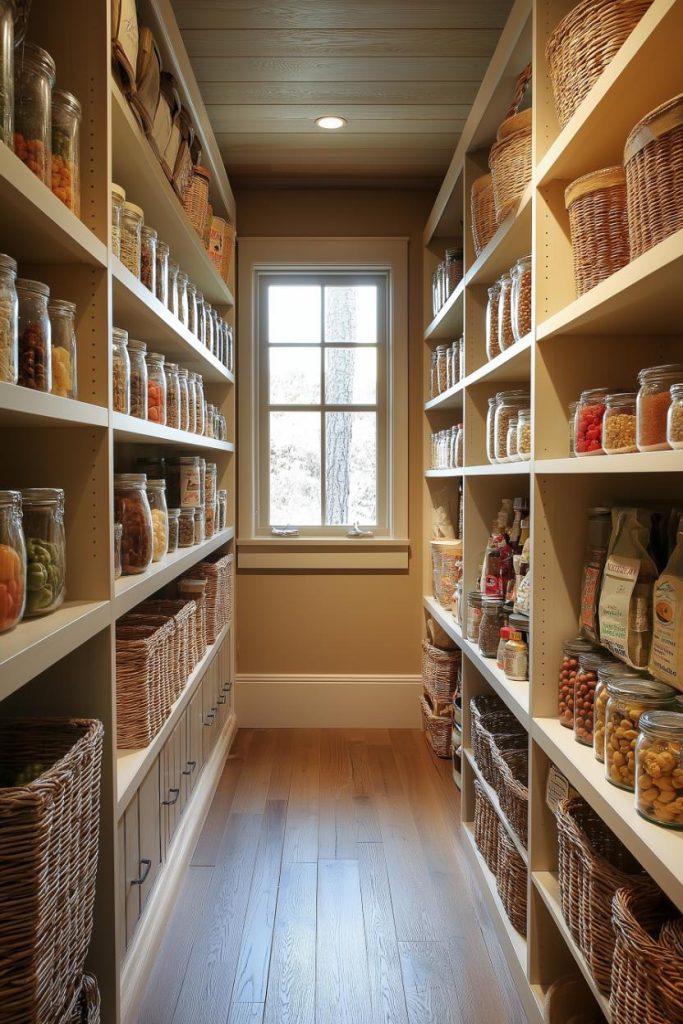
top-left (350, 739), bottom-right (382, 843)
top-left (317, 730), bottom-right (352, 859)
top-left (231, 801), bottom-right (287, 1005)
top-left (227, 1005), bottom-right (264, 1024)
top-left (263, 862), bottom-right (316, 1024)
top-left (358, 843), bottom-right (410, 1024)
top-left (316, 859), bottom-right (373, 1024)
top-left (230, 729), bottom-right (279, 815)
top-left (191, 755), bottom-right (245, 866)
top-left (399, 942), bottom-right (461, 1024)
top-left (282, 730), bottom-right (320, 863)
top-left (266, 730), bottom-right (295, 801)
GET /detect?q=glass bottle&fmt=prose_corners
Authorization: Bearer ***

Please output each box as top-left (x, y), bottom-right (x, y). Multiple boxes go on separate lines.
top-left (17, 277), bottom-right (51, 392)
top-left (177, 271), bottom-right (189, 327)
top-left (637, 364), bottom-right (683, 452)
top-left (177, 366), bottom-right (190, 431)
top-left (204, 461), bottom-right (217, 539)
top-left (113, 522), bottom-right (122, 579)
top-left (155, 240), bottom-right (169, 307)
top-left (48, 298), bottom-right (77, 399)
top-left (510, 255), bottom-right (532, 343)
top-left (194, 373), bottom-right (205, 436)
top-left (196, 290), bottom-right (205, 343)
top-left (558, 637), bottom-right (595, 729)
top-left (497, 272), bottom-right (514, 352)
top-left (167, 508), bottom-right (180, 554)
top-left (0, 489), bottom-right (26, 632)
top-left (140, 225), bottom-right (157, 294)
top-left (575, 387), bottom-right (609, 456)
top-left (145, 351), bottom-right (166, 425)
top-left (0, 0), bottom-right (15, 147)
top-left (605, 679), bottom-right (677, 791)
top-left (21, 487), bottom-right (66, 615)
top-left (167, 258), bottom-right (179, 317)
top-left (111, 183), bottom-right (125, 259)
top-left (635, 711), bottom-right (683, 829)
top-left (0, 252), bottom-right (18, 384)
top-left (127, 338), bottom-right (148, 419)
top-left (120, 201), bottom-right (144, 278)
top-left (194, 506), bottom-right (205, 545)
top-left (113, 473), bottom-right (153, 575)
top-left (164, 361), bottom-right (180, 429)
top-left (667, 384), bottom-right (683, 449)
top-left (485, 281), bottom-right (502, 361)
top-left (504, 629), bottom-right (529, 681)
top-left (14, 41), bottom-right (55, 184)
top-left (51, 89), bottom-right (81, 215)
top-left (478, 596), bottom-right (505, 657)
top-left (112, 327), bottom-right (130, 414)
top-left (486, 396), bottom-right (497, 464)
top-left (603, 392), bottom-right (637, 454)
top-left (578, 507), bottom-right (612, 643)
top-left (146, 478), bottom-right (168, 562)
top-left (187, 282), bottom-right (197, 336)
top-left (517, 408), bottom-right (531, 461)
top-left (204, 301), bottom-right (214, 353)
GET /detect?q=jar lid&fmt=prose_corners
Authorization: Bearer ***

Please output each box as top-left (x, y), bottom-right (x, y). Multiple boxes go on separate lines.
top-left (53, 89), bottom-right (81, 118)
top-left (146, 478), bottom-right (166, 490)
top-left (481, 596), bottom-right (503, 606)
top-left (179, 508), bottom-right (195, 518)
top-left (178, 367), bottom-right (189, 377)
top-left (165, 362), bottom-right (178, 372)
top-left (146, 351), bottom-right (165, 364)
top-left (112, 327), bottom-right (128, 346)
top-left (513, 255), bottom-right (532, 269)
top-left (114, 522), bottom-right (123, 537)
top-left (167, 508), bottom-right (181, 518)
top-left (568, 400), bottom-right (579, 413)
top-left (597, 662), bottom-right (644, 681)
top-left (0, 489), bottom-right (21, 506)
top-left (204, 301), bottom-right (213, 311)
top-left (194, 373), bottom-right (203, 383)
top-left (578, 651), bottom-right (612, 671)
top-left (17, 42), bottom-right (56, 84)
top-left (606, 678), bottom-right (677, 702)
top-left (187, 282), bottom-right (196, 293)
top-left (563, 637), bottom-right (596, 655)
top-left (111, 183), bottom-right (126, 203)
top-left (639, 710), bottom-right (683, 738)
top-left (123, 201), bottom-right (144, 219)
top-left (467, 590), bottom-right (484, 604)
top-left (20, 487), bottom-right (64, 504)
top-left (156, 240), bottom-right (170, 254)
top-left (498, 272), bottom-right (511, 283)
top-left (500, 627), bottom-right (511, 640)
top-left (127, 338), bottom-right (147, 352)
top-left (193, 508), bottom-right (204, 518)
top-left (578, 387), bottom-right (609, 402)
top-left (638, 364), bottom-right (683, 385)
top-left (487, 282), bottom-right (502, 295)
top-left (114, 473), bottom-right (146, 486)
top-left (605, 391), bottom-right (637, 406)
top-left (48, 299), bottom-right (76, 316)
top-left (17, 278), bottom-right (49, 298)
top-left (671, 383), bottom-right (683, 398)
top-left (0, 253), bottom-right (17, 275)
top-left (141, 225), bottom-right (157, 239)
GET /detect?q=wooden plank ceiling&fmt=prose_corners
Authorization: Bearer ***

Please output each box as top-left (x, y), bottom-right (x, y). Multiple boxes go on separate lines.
top-left (172, 0), bottom-right (513, 187)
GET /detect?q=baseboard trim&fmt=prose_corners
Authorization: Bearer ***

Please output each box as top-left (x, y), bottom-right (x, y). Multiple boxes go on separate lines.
top-left (236, 673), bottom-right (422, 727)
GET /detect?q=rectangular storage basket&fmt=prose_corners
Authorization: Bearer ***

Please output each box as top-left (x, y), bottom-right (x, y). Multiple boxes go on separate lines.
top-left (138, 598), bottom-right (199, 684)
top-left (66, 974), bottom-right (101, 1024)
top-left (470, 699), bottom-right (526, 786)
top-left (473, 778), bottom-right (500, 875)
top-left (420, 693), bottom-right (452, 759)
top-left (496, 828), bottom-right (528, 936)
top-left (116, 620), bottom-right (172, 748)
top-left (184, 554), bottom-right (233, 643)
top-left (421, 638), bottom-right (461, 705)
top-left (491, 744), bottom-right (529, 849)
top-left (565, 166), bottom-right (629, 296)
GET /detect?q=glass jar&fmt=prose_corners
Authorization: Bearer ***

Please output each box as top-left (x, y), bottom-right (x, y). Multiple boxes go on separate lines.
top-left (14, 42), bottom-right (55, 184)
top-left (146, 351), bottom-right (166, 425)
top-left (167, 508), bottom-right (180, 554)
top-left (127, 338), bottom-right (148, 419)
top-left (112, 327), bottom-right (130, 414)
top-left (177, 366), bottom-right (190, 431)
top-left (579, 507), bottom-right (612, 643)
top-left (51, 89), bottom-right (80, 215)
top-left (178, 507), bottom-right (195, 547)
top-left (486, 396), bottom-right (497, 464)
top-left (605, 679), bottom-right (677, 790)
top-left (568, 400), bottom-right (578, 457)
top-left (205, 462), bottom-right (217, 539)
top-left (667, 384), bottom-right (683, 449)
top-left (140, 225), bottom-right (157, 294)
top-left (166, 455), bottom-right (201, 509)
top-left (204, 301), bottom-right (214, 353)
top-left (227, 324), bottom-right (235, 374)
top-left (478, 597), bottom-right (505, 657)
top-left (193, 373), bottom-right (206, 436)
top-left (602, 392), bottom-right (637, 454)
top-left (485, 281), bottom-right (502, 361)
top-left (167, 258), bottom-right (179, 317)
top-left (198, 457), bottom-right (206, 511)
top-left (196, 291), bottom-right (206, 344)
top-left (187, 282), bottom-right (197, 336)
top-left (21, 487), bottom-right (66, 616)
top-left (558, 638), bottom-right (595, 728)
top-left (511, 255), bottom-right (532, 343)
top-left (516, 408), bottom-right (531, 461)
top-left (155, 240), bottom-right (169, 307)
top-left (17, 277), bottom-right (51, 392)
top-left (212, 310), bottom-right (222, 363)
top-left (177, 271), bottom-right (189, 327)
top-left (0, 490), bottom-right (26, 632)
top-left (454, 424), bottom-right (463, 468)
top-left (429, 351), bottom-right (438, 399)
top-left (594, 663), bottom-right (643, 763)
top-left (637, 364), bottom-right (683, 452)
top-left (0, 252), bottom-right (18, 384)
top-left (431, 267), bottom-right (440, 318)
top-left (466, 590), bottom-right (483, 642)
top-left (194, 506), bottom-right (205, 545)
top-left (573, 652), bottom-right (610, 746)
top-left (497, 626), bottom-right (511, 669)
top-left (146, 479), bottom-right (168, 562)
top-left (498, 273), bottom-right (514, 352)
top-left (450, 339), bottom-right (460, 387)
top-left (208, 404), bottom-right (217, 439)
top-left (48, 299), bottom-right (77, 399)
top-left (575, 387), bottom-right (609, 456)
top-left (635, 711), bottom-right (683, 829)
top-left (111, 183), bottom-right (125, 259)
top-left (120, 201), bottom-right (144, 278)
top-left (113, 522), bottom-right (122, 579)
top-left (217, 489), bottom-right (227, 532)
top-left (436, 347), bottom-right (448, 395)
top-left (445, 248), bottom-right (463, 298)
top-left (164, 361), bottom-right (180, 429)
top-left (187, 371), bottom-right (197, 433)
top-left (494, 390), bottom-right (529, 463)
top-left (0, 0), bottom-right (15, 146)
top-left (506, 415), bottom-right (519, 461)
top-left (113, 474), bottom-right (153, 575)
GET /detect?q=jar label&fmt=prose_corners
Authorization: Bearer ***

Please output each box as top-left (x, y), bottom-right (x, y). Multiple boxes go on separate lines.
top-left (650, 577), bottom-right (682, 685)
top-left (180, 466), bottom-right (201, 507)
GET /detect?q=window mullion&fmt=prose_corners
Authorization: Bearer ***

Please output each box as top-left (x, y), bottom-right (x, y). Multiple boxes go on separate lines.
top-left (320, 288), bottom-right (326, 526)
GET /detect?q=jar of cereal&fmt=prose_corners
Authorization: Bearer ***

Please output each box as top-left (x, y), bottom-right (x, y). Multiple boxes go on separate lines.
top-left (164, 361), bottom-right (180, 430)
top-left (517, 408), bottom-right (531, 461)
top-left (486, 396), bottom-right (497, 464)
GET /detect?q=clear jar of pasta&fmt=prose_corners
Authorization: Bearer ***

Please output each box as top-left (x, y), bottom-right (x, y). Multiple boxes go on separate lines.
top-left (146, 478), bottom-right (168, 562)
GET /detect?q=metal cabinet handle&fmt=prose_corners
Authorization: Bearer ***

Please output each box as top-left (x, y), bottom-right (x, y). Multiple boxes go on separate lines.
top-left (223, 680), bottom-right (233, 692)
top-left (131, 858), bottom-right (151, 886)
top-left (217, 695), bottom-right (227, 705)
top-left (182, 760), bottom-right (196, 776)
top-left (162, 787), bottom-right (180, 806)
top-left (204, 711), bottom-right (216, 726)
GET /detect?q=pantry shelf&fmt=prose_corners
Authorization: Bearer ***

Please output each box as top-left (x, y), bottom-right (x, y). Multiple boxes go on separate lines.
top-left (464, 747), bottom-right (528, 865)
top-left (424, 380), bottom-right (465, 412)
top-left (424, 595), bottom-right (463, 644)
top-left (112, 260), bottom-right (234, 384)
top-left (424, 278), bottom-right (465, 340)
top-left (425, 468), bottom-right (463, 478)
top-left (0, 384), bottom-right (108, 429)
top-left (112, 412), bottom-right (235, 451)
top-left (532, 718), bottom-right (683, 908)
top-left (465, 335), bottom-right (532, 387)
top-left (535, 452), bottom-right (683, 474)
top-left (113, 527), bottom-right (235, 618)
top-left (465, 462), bottom-right (531, 477)
top-left (467, 184), bottom-right (533, 286)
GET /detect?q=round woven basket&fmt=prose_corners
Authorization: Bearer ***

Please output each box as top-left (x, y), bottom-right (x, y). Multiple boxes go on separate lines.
top-left (489, 63), bottom-right (533, 222)
top-left (497, 107), bottom-right (532, 142)
top-left (546, 0), bottom-right (653, 129)
top-left (470, 173), bottom-right (499, 257)
top-left (565, 165), bottom-right (629, 296)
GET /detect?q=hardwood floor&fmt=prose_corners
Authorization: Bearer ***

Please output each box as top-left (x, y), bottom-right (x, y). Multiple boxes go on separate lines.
top-left (136, 729), bottom-right (527, 1024)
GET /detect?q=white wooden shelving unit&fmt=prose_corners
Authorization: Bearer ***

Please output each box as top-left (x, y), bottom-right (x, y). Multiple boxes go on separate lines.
top-left (422, 1), bottom-right (683, 1020)
top-left (0, 2), bottom-right (238, 1022)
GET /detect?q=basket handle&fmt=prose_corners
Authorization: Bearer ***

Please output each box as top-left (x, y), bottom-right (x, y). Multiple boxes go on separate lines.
top-left (505, 62), bottom-right (532, 120)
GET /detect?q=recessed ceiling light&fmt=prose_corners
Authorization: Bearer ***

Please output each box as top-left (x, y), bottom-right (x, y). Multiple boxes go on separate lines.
top-left (315, 115), bottom-right (346, 130)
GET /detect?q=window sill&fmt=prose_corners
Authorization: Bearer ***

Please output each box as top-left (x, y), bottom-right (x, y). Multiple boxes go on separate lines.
top-left (237, 537), bottom-right (410, 571)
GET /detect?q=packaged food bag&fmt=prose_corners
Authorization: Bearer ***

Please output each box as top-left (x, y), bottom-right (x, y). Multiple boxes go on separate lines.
top-left (598, 507), bottom-right (657, 669)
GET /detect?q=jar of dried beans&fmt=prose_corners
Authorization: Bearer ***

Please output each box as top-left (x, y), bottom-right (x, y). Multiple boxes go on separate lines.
top-left (574, 651), bottom-right (611, 746)
top-left (111, 183), bottom-right (125, 259)
top-left (167, 508), bottom-right (179, 553)
top-left (178, 508), bottom-right (195, 547)
top-left (112, 327), bottom-right (130, 414)
top-left (494, 389), bottom-right (529, 463)
top-left (603, 392), bottom-right (637, 454)
top-left (478, 597), bottom-right (505, 657)
top-left (635, 711), bottom-right (683, 829)
top-left (594, 663), bottom-right (643, 763)
top-left (14, 42), bottom-right (55, 184)
top-left (17, 278), bottom-right (51, 392)
top-left (51, 89), bottom-right (81, 215)
top-left (114, 474), bottom-right (153, 575)
top-left (517, 408), bottom-right (531, 461)
top-left (605, 679), bottom-right (676, 791)
top-left (120, 201), bottom-right (144, 278)
top-left (485, 281), bottom-right (501, 361)
top-left (486, 396), bottom-right (497, 464)
top-left (146, 351), bottom-right (166, 425)
top-left (48, 298), bottom-right (77, 399)
top-left (637, 364), bottom-right (683, 452)
top-left (0, 253), bottom-right (18, 384)
top-left (127, 338), bottom-right (148, 419)
top-left (155, 240), bottom-right (169, 306)
top-left (164, 361), bottom-right (180, 429)
top-left (140, 225), bottom-right (157, 294)
top-left (574, 387), bottom-right (609, 456)
top-left (667, 384), bottom-right (683, 449)
top-left (511, 255), bottom-right (531, 343)
top-left (497, 272), bottom-right (514, 352)
top-left (558, 637), bottom-right (595, 729)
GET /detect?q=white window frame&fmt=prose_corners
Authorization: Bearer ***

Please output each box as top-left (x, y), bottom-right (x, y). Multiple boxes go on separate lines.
top-left (238, 237), bottom-right (409, 571)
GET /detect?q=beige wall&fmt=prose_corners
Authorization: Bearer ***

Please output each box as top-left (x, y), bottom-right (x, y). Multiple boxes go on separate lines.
top-left (235, 187), bottom-right (435, 676)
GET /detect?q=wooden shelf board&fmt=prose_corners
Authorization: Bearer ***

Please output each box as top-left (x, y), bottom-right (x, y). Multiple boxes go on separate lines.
top-left (0, 600), bottom-right (111, 701)
top-left (423, 595), bottom-right (463, 644)
top-left (424, 278), bottom-right (465, 341)
top-left (112, 260), bottom-right (234, 384)
top-left (538, 229), bottom-right (683, 338)
top-left (425, 468), bottom-right (463, 478)
top-left (116, 622), bottom-right (229, 814)
top-left (112, 412), bottom-right (235, 451)
top-left (0, 383), bottom-right (108, 429)
top-left (113, 528), bottom-right (234, 618)
top-left (424, 381), bottom-right (465, 412)
top-left (536, 451), bottom-right (683, 474)
top-left (465, 462), bottom-right (531, 477)
top-left (463, 747), bottom-right (528, 864)
top-left (111, 83), bottom-right (234, 309)
top-left (532, 718), bottom-right (683, 910)
top-left (0, 143), bottom-right (107, 267)
top-left (465, 334), bottom-right (532, 387)
top-left (532, 871), bottom-right (612, 1022)
top-left (467, 185), bottom-right (533, 286)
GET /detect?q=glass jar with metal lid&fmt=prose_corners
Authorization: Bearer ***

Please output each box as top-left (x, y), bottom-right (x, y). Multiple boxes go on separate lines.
top-left (48, 298), bottom-right (77, 399)
top-left (497, 272), bottom-right (514, 352)
top-left (17, 277), bottom-right (51, 392)
top-left (637, 364), bottom-right (683, 452)
top-left (0, 252), bottom-right (18, 384)
top-left (140, 225), bottom-right (157, 294)
top-left (506, 415), bottom-right (519, 462)
top-left (146, 479), bottom-right (168, 562)
top-left (21, 487), bottom-right (66, 615)
top-left (14, 41), bottom-right (55, 184)
top-left (177, 366), bottom-right (190, 431)
top-left (120, 201), bottom-right (144, 278)
top-left (155, 240), bottom-right (169, 307)
top-left (0, 489), bottom-right (26, 632)
top-left (187, 282), bottom-right (198, 336)
top-left (510, 255), bottom-right (532, 343)
top-left (516, 408), bottom-right (531, 461)
top-left (574, 387), bottom-right (609, 456)
top-left (485, 281), bottom-right (501, 361)
top-left (204, 300), bottom-right (214, 353)
top-left (164, 361), bottom-right (180, 429)
top-left (478, 596), bottom-right (505, 658)
top-left (111, 183), bottom-right (125, 259)
top-left (444, 247), bottom-right (463, 299)
top-left (466, 590), bottom-right (483, 642)
top-left (574, 650), bottom-right (614, 746)
top-left (602, 392), bottom-right (637, 454)
top-left (0, 0), bottom-right (16, 146)
top-left (127, 338), bottom-right (148, 419)
top-left (113, 474), bottom-right (153, 575)
top-left (636, 711), bottom-right (683, 828)
top-left (594, 663), bottom-right (644, 763)
top-left (112, 327), bottom-right (130, 414)
top-left (177, 271), bottom-right (189, 327)
top-left (558, 637), bottom-right (596, 729)
top-left (145, 351), bottom-right (166, 425)
top-left (166, 455), bottom-right (201, 509)
top-left (605, 678), bottom-right (677, 790)
top-left (51, 89), bottom-right (81, 215)
top-left (494, 389), bottom-right (529, 463)
top-left (193, 373), bottom-right (206, 436)
top-left (568, 400), bottom-right (578, 456)
top-left (167, 508), bottom-right (180, 553)
top-left (167, 258), bottom-right (179, 317)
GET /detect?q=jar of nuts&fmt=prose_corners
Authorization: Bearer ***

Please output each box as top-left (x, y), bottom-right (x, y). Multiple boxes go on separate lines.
top-left (594, 663), bottom-right (644, 763)
top-left (517, 408), bottom-right (531, 461)
top-left (635, 711), bottom-right (683, 829)
top-left (17, 278), bottom-right (51, 392)
top-left (494, 389), bottom-right (529, 463)
top-left (558, 637), bottom-right (596, 729)
top-left (574, 651), bottom-right (612, 746)
top-left (497, 272), bottom-right (514, 352)
top-left (510, 255), bottom-right (531, 343)
top-left (605, 678), bottom-right (677, 791)
top-left (485, 281), bottom-right (502, 361)
top-left (602, 392), bottom-right (637, 454)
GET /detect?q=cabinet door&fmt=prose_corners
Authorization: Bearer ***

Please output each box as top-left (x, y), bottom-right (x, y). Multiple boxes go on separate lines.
top-left (124, 794), bottom-right (141, 948)
top-left (117, 817), bottom-right (127, 963)
top-left (203, 668), bottom-right (218, 762)
top-left (160, 736), bottom-right (173, 861)
top-left (138, 759), bottom-right (161, 914)
top-left (188, 686), bottom-right (205, 788)
top-left (216, 636), bottom-right (229, 731)
top-left (179, 708), bottom-right (190, 812)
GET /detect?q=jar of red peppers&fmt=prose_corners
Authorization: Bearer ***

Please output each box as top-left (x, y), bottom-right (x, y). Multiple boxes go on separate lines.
top-left (637, 364), bottom-right (683, 452)
top-left (574, 387), bottom-right (609, 456)
top-left (146, 351), bottom-right (166, 425)
top-left (558, 637), bottom-right (595, 728)
top-left (574, 651), bottom-right (611, 746)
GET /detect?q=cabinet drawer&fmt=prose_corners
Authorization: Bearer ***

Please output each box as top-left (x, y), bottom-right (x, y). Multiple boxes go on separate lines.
top-left (188, 686), bottom-right (205, 787)
top-left (179, 708), bottom-right (190, 812)
top-left (123, 794), bottom-right (140, 948)
top-left (202, 669), bottom-right (219, 761)
top-left (137, 759), bottom-right (161, 914)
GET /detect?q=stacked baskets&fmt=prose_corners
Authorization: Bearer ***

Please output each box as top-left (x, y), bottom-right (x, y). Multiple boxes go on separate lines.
top-left (421, 635), bottom-right (461, 758)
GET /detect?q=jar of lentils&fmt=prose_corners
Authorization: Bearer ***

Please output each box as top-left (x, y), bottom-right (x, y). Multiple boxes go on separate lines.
top-left (510, 255), bottom-right (531, 343)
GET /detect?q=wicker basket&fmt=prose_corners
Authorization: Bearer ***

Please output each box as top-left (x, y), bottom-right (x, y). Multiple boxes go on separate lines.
top-left (121, 612), bottom-right (178, 704)
top-left (65, 974), bottom-right (101, 1024)
top-left (624, 93), bottom-right (683, 259)
top-left (183, 553), bottom-right (233, 643)
top-left (421, 638), bottom-right (461, 704)
top-left (138, 598), bottom-right (199, 681)
top-left (491, 745), bottom-right (528, 848)
top-left (472, 707), bottom-right (526, 786)
top-left (0, 719), bottom-right (103, 1024)
top-left (565, 166), bottom-right (629, 295)
top-left (115, 621), bottom-right (172, 748)
top-left (473, 778), bottom-right (500, 874)
top-left (469, 694), bottom-right (509, 768)
top-left (222, 221), bottom-right (236, 283)
top-left (421, 693), bottom-right (452, 758)
top-left (544, 975), bottom-right (605, 1024)
top-left (182, 164), bottom-right (210, 236)
top-left (471, 173), bottom-right (499, 257)
top-left (489, 63), bottom-right (532, 222)
top-left (546, 0), bottom-right (653, 130)
top-left (556, 796), bottom-right (663, 994)
top-left (208, 215), bottom-right (227, 277)
top-left (610, 888), bottom-right (683, 1023)
top-left (496, 827), bottom-right (528, 935)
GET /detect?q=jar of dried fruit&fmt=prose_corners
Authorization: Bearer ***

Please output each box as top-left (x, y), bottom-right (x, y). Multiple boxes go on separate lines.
top-left (0, 252), bottom-right (18, 384)
top-left (146, 478), bottom-right (168, 562)
top-left (494, 389), bottom-right (529, 463)
top-left (140, 225), bottom-right (157, 294)
top-left (497, 272), bottom-right (514, 352)
top-left (0, 489), bottom-right (26, 632)
top-left (605, 678), bottom-right (676, 791)
top-left (485, 281), bottom-right (502, 361)
top-left (602, 392), bottom-right (637, 454)
top-left (510, 255), bottom-right (531, 343)
top-left (14, 42), bottom-right (55, 184)
top-left (112, 327), bottom-right (130, 414)
top-left (120, 201), bottom-right (144, 278)
top-left (111, 183), bottom-right (125, 259)
top-left (146, 351), bottom-right (167, 425)
top-left (51, 89), bottom-right (81, 215)
top-left (445, 247), bottom-right (463, 298)
top-left (637, 364), bottom-right (683, 452)
top-left (114, 474), bottom-right (153, 575)
top-left (164, 361), bottom-right (180, 429)
top-left (155, 240), bottom-right (169, 306)
top-left (17, 277), bottom-right (51, 392)
top-left (48, 298), bottom-right (77, 399)
top-left (558, 637), bottom-right (595, 729)
top-left (635, 711), bottom-right (683, 829)
top-left (127, 338), bottom-right (148, 419)
top-left (574, 387), bottom-right (609, 456)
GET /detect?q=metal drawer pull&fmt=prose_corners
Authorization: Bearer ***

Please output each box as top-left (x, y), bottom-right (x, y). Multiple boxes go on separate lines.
top-left (131, 858), bottom-right (151, 886)
top-left (162, 788), bottom-right (180, 806)
top-left (182, 760), bottom-right (196, 776)
top-left (204, 711), bottom-right (216, 725)
top-left (217, 695), bottom-right (227, 705)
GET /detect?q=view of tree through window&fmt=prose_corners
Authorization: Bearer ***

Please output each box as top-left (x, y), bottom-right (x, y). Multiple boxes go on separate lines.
top-left (264, 278), bottom-right (382, 529)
